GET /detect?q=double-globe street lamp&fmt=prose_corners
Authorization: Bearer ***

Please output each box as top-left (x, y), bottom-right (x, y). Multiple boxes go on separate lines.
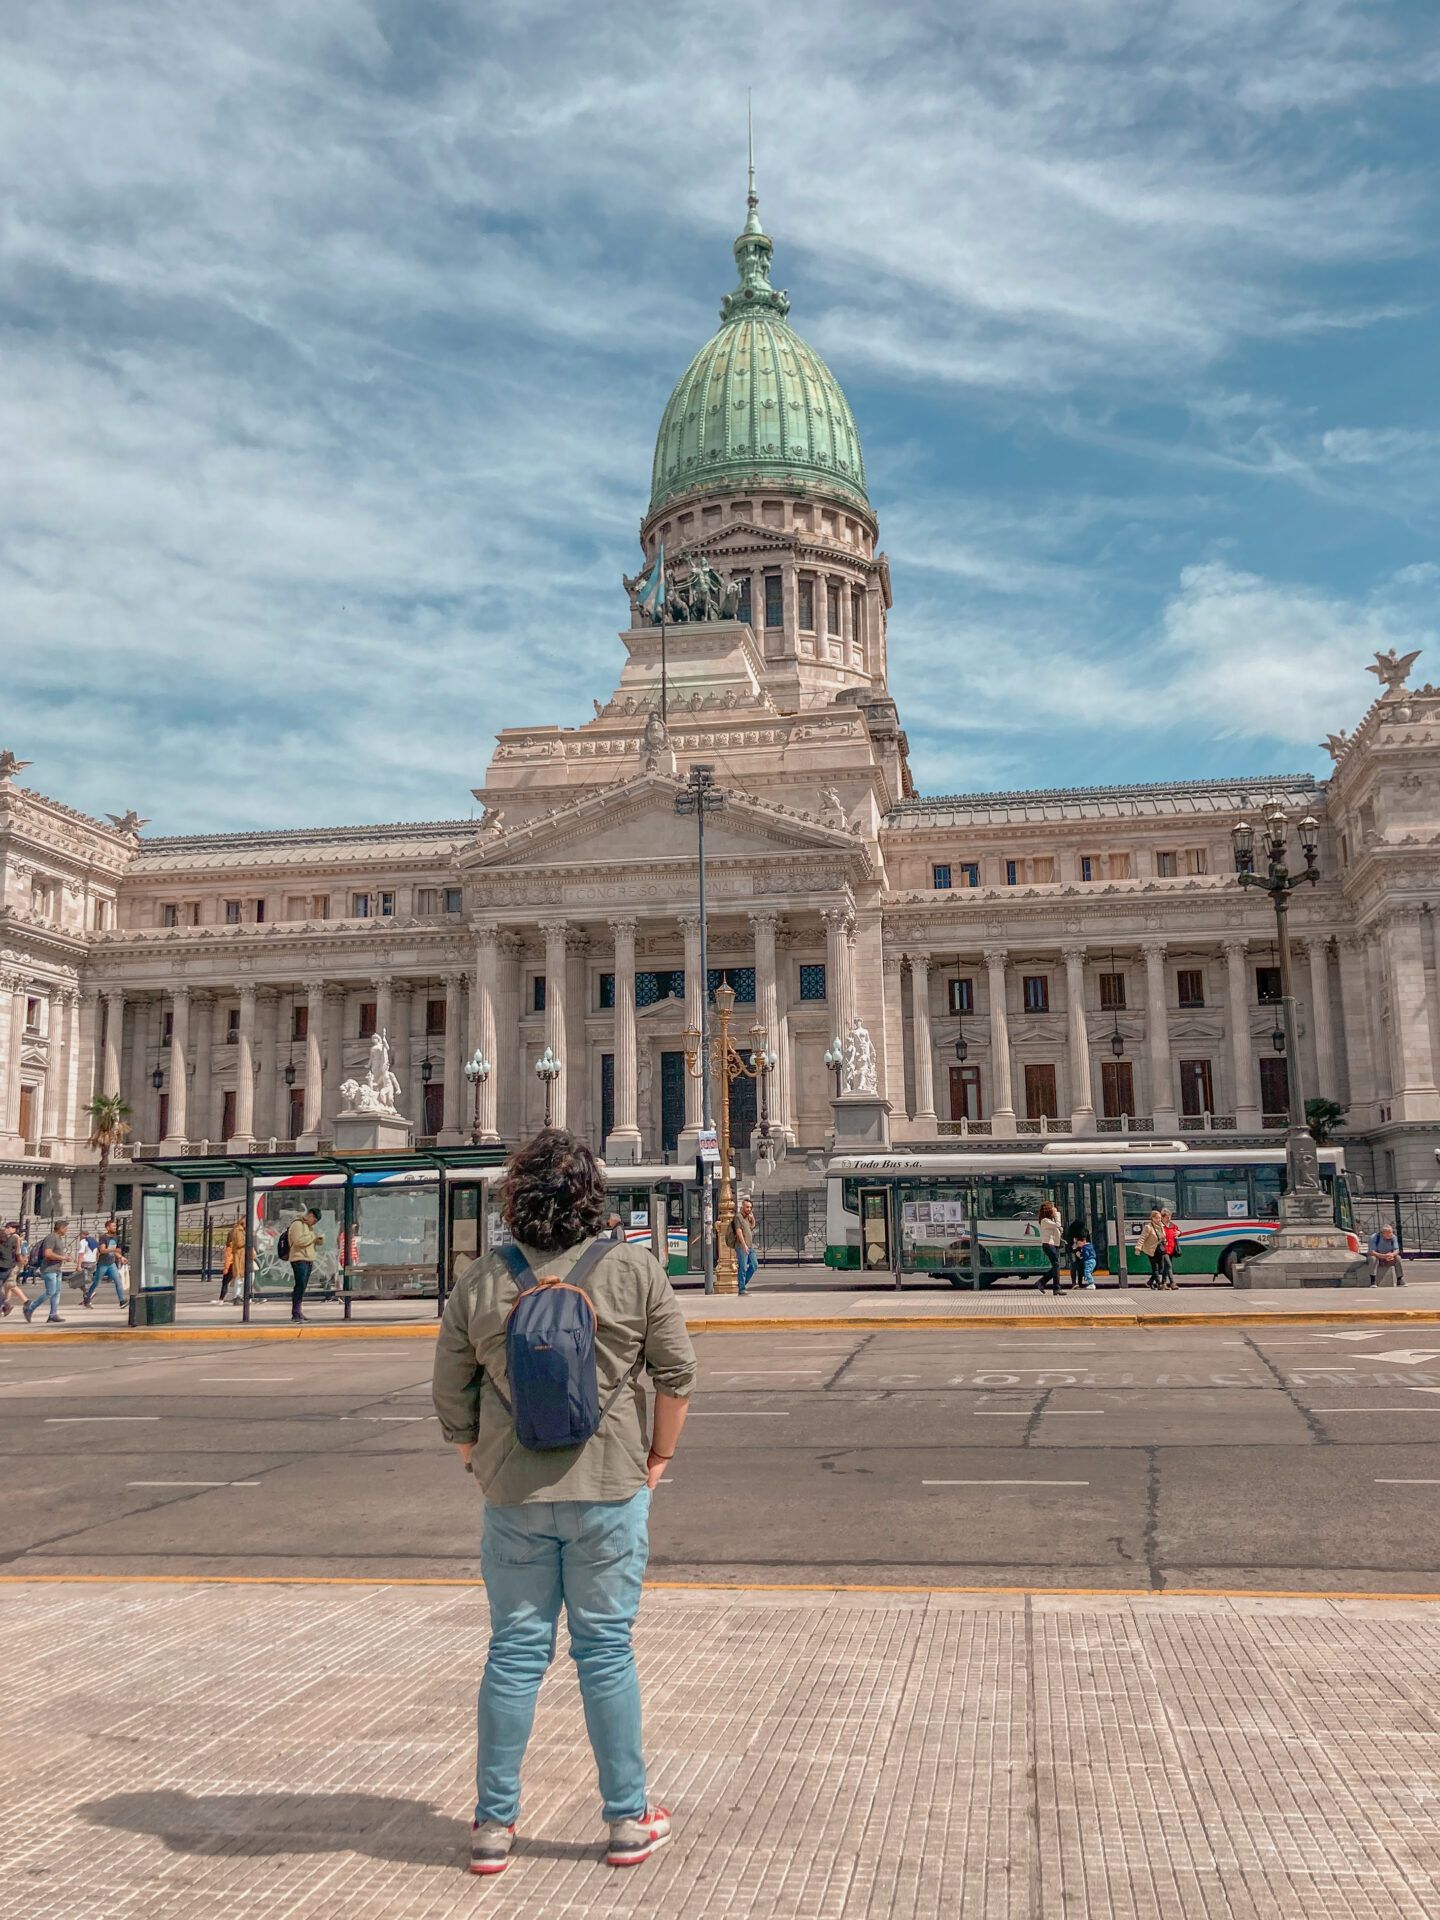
top-left (1232, 806), bottom-right (1324, 1204)
top-left (534, 1046), bottom-right (562, 1129)
top-left (464, 1048), bottom-right (492, 1146)
top-left (684, 981), bottom-right (771, 1294)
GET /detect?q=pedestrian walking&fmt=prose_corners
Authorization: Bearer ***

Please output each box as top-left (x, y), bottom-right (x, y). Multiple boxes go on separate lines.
top-left (1159, 1209), bottom-right (1179, 1289)
top-left (76, 1232), bottom-right (98, 1299)
top-left (1038, 1201), bottom-right (1063, 1294)
top-left (1137, 1210), bottom-right (1165, 1288)
top-left (606, 1213), bottom-right (626, 1243)
top-left (0, 1222), bottom-right (26, 1316)
top-left (735, 1196), bottom-right (758, 1294)
top-left (23, 1219), bottom-right (70, 1323)
top-left (82, 1220), bottom-right (125, 1308)
top-left (219, 1217), bottom-right (247, 1303)
top-left (1367, 1223), bottom-right (1407, 1286)
top-left (433, 1127), bottom-right (695, 1877)
top-left (282, 1207), bottom-right (322, 1322)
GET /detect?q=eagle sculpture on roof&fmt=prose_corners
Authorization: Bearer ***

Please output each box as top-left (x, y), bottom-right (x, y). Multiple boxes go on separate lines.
top-left (1367, 648), bottom-right (1421, 695)
top-left (106, 809), bottom-right (150, 836)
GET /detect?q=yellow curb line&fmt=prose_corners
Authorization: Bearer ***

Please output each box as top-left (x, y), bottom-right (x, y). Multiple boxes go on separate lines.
top-left (6, 1307), bottom-right (1440, 1344)
top-left (1, 1572), bottom-right (1438, 1603)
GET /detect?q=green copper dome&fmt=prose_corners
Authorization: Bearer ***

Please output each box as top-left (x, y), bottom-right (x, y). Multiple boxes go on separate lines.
top-left (649, 190), bottom-right (868, 518)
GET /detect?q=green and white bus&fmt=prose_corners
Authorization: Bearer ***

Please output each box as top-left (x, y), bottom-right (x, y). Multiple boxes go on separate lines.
top-left (826, 1144), bottom-right (1358, 1286)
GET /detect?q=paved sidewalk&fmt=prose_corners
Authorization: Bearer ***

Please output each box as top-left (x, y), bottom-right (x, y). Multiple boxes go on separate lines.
top-left (5, 1581), bottom-right (1439, 1917)
top-left (7, 1275), bottom-right (1440, 1338)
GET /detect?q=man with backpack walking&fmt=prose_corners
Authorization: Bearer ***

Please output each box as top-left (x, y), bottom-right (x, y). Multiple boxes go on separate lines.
top-left (433, 1128), bottom-right (695, 1878)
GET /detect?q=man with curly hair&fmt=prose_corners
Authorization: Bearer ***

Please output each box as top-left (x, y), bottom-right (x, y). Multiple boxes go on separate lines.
top-left (433, 1127), bottom-right (695, 1877)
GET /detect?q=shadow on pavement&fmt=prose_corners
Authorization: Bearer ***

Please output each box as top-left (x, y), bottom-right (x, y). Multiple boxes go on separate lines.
top-left (77, 1790), bottom-right (472, 1867)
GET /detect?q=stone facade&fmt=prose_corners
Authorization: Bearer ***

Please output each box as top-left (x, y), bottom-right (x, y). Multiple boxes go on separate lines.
top-left (4, 205), bottom-right (1439, 1212)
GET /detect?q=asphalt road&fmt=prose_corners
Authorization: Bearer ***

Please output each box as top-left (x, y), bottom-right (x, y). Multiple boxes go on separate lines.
top-left (6, 1325), bottom-right (1440, 1591)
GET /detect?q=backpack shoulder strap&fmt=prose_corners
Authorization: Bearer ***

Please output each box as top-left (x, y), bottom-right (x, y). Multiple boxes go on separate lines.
top-left (496, 1242), bottom-right (539, 1293)
top-left (562, 1236), bottom-right (620, 1293)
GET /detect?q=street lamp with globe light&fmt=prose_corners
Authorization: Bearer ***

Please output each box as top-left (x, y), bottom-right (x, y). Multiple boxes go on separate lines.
top-left (534, 1046), bottom-right (562, 1129)
top-left (464, 1049), bottom-right (492, 1146)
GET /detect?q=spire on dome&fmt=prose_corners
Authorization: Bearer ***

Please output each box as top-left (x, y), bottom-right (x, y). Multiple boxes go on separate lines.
top-left (721, 102), bottom-right (789, 322)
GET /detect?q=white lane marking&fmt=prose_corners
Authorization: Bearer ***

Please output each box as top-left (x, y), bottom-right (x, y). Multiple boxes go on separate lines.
top-left (973, 1411), bottom-right (1032, 1417)
top-left (340, 1415), bottom-right (433, 1422)
top-left (128, 1480), bottom-right (261, 1488)
top-left (707, 1369), bottom-right (827, 1375)
top-left (1369, 1350), bottom-right (1440, 1365)
top-left (1311, 1407), bottom-right (1440, 1414)
top-left (1376, 1479), bottom-right (1440, 1485)
top-left (1042, 1410), bottom-right (1106, 1416)
top-left (200, 1377), bottom-right (295, 1383)
top-left (46, 1416), bottom-right (160, 1423)
top-left (923, 1479), bottom-right (1090, 1487)
top-left (686, 1411), bottom-right (791, 1418)
top-left (1311, 1331), bottom-right (1385, 1341)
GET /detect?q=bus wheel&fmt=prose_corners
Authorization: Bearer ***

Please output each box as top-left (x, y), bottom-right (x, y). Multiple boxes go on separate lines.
top-left (1218, 1243), bottom-right (1260, 1284)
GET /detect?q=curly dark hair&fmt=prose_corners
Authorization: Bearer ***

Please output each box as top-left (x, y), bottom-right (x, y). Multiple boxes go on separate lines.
top-left (496, 1128), bottom-right (607, 1253)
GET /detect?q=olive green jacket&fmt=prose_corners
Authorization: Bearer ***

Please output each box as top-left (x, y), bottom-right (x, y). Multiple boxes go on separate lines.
top-left (432, 1234), bottom-right (697, 1506)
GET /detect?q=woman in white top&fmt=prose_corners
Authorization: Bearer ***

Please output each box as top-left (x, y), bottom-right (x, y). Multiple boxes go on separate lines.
top-left (1038, 1201), bottom-right (1063, 1296)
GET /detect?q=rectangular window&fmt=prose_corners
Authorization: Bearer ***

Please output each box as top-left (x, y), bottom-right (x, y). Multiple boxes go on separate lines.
top-left (315, 895), bottom-right (329, 920)
top-left (797, 577), bottom-right (814, 630)
top-left (207, 1179), bottom-right (226, 1203)
top-left (161, 903), bottom-right (178, 928)
top-left (799, 963), bottom-right (827, 1002)
top-left (162, 1010), bottom-right (173, 1045)
top-left (1032, 857), bottom-right (1055, 884)
top-left (851, 589), bottom-right (864, 646)
top-left (532, 976), bottom-right (546, 1013)
top-left (1005, 860), bottom-right (1018, 886)
top-left (426, 998), bottom-right (446, 1034)
top-left (1022, 975), bottom-right (1049, 1013)
top-left (114, 1183), bottom-right (134, 1213)
top-left (949, 1063), bottom-right (982, 1123)
top-left (379, 892), bottom-right (395, 917)
top-left (736, 576), bottom-right (751, 624)
top-left (358, 1002), bottom-right (377, 1038)
top-left (1101, 1060), bottom-right (1135, 1118)
top-left (706, 967), bottom-right (756, 1003)
top-left (416, 888), bottom-right (438, 914)
top-left (1156, 851), bottom-right (1178, 877)
top-left (1185, 848), bottom-right (1208, 875)
top-left (352, 894), bottom-right (370, 918)
top-left (1256, 967), bottom-right (1282, 1005)
top-left (635, 969), bottom-right (684, 1007)
top-left (254, 899), bottom-right (265, 923)
top-left (1177, 969), bottom-right (1205, 1008)
top-left (444, 888), bottom-right (463, 913)
top-left (764, 574), bottom-right (783, 627)
top-left (599, 973), bottom-right (615, 1010)
top-left (292, 1006), bottom-right (308, 1042)
top-left (826, 581), bottom-right (840, 634)
top-left (182, 1181), bottom-right (201, 1205)
top-left (948, 977), bottom-right (974, 1015)
top-left (1108, 853), bottom-right (1131, 880)
top-left (225, 900), bottom-right (242, 924)
top-left (221, 1089), bottom-right (237, 1139)
top-left (960, 862), bottom-right (979, 888)
top-left (1080, 855), bottom-right (1095, 882)
top-left (1024, 1063), bottom-right (1058, 1119)
top-left (25, 997), bottom-right (40, 1032)
top-left (1182, 1167), bottom-right (1249, 1219)
top-left (932, 863), bottom-right (952, 890)
top-left (1259, 1056), bottom-right (1290, 1115)
top-left (1179, 1057), bottom-right (1214, 1116)
top-left (1098, 972), bottom-right (1126, 1012)
top-left (226, 1007), bottom-right (240, 1043)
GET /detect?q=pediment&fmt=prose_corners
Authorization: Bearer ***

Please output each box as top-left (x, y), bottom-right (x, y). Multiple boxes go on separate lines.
top-left (461, 773), bottom-right (866, 875)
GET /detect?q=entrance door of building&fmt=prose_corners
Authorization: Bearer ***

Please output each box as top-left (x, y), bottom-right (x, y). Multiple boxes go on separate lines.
top-left (17, 1085), bottom-right (36, 1148)
top-left (949, 1064), bottom-right (982, 1123)
top-left (1259, 1056), bottom-right (1289, 1120)
top-left (727, 1063), bottom-right (756, 1148)
top-left (660, 1051), bottom-right (686, 1157)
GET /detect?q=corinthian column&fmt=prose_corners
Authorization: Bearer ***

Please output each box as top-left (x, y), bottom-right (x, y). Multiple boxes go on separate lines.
top-left (1335, 934), bottom-right (1376, 1121)
top-left (985, 949), bottom-right (1016, 1135)
top-left (441, 970), bottom-right (464, 1141)
top-left (102, 989), bottom-right (125, 1098)
top-left (301, 979), bottom-right (325, 1139)
top-left (231, 984), bottom-right (256, 1144)
top-left (1063, 946), bottom-right (1095, 1133)
top-left (472, 929), bottom-right (500, 1142)
top-left (164, 986), bottom-right (190, 1143)
top-left (1143, 941), bottom-right (1176, 1126)
top-left (908, 952), bottom-right (937, 1132)
top-left (1305, 936), bottom-right (1337, 1103)
top-left (540, 919), bottom-right (568, 1129)
top-left (190, 993), bottom-right (213, 1146)
top-left (1384, 910), bottom-right (1440, 1119)
top-left (679, 914), bottom-right (704, 1144)
top-left (1223, 939), bottom-right (1259, 1129)
top-left (822, 907), bottom-right (855, 1036)
top-left (607, 918), bottom-right (641, 1162)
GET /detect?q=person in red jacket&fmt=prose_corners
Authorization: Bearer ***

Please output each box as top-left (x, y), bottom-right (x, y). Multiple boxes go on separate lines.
top-left (1158, 1209), bottom-right (1179, 1290)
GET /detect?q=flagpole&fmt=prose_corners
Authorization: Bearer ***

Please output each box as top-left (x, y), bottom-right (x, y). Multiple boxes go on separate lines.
top-left (661, 612), bottom-right (668, 729)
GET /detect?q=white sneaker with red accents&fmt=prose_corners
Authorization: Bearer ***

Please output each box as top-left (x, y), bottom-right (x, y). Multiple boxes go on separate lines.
top-left (469, 1820), bottom-right (516, 1874)
top-left (606, 1806), bottom-right (671, 1867)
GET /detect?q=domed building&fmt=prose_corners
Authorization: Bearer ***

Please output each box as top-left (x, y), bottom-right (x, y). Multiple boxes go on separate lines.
top-left (1, 189), bottom-right (1438, 1243)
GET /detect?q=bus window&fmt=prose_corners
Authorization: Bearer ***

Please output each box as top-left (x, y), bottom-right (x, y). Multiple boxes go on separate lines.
top-left (1123, 1171), bottom-right (1179, 1219)
top-left (842, 1178), bottom-right (862, 1214)
top-left (1180, 1170), bottom-right (1250, 1220)
top-left (1252, 1167), bottom-right (1283, 1220)
top-left (976, 1176), bottom-right (1047, 1220)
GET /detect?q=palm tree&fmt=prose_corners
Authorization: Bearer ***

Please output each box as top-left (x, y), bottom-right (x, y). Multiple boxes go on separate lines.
top-left (85, 1093), bottom-right (132, 1210)
top-left (1305, 1097), bottom-right (1348, 1146)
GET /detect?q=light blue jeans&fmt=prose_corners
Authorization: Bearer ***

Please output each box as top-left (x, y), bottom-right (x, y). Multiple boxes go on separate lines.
top-left (737, 1246), bottom-right (757, 1292)
top-left (84, 1261), bottom-right (124, 1306)
top-left (27, 1269), bottom-right (62, 1317)
top-left (476, 1488), bottom-right (650, 1826)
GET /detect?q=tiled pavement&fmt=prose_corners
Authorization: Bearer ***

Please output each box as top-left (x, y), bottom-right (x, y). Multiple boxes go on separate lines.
top-left (6, 1583), bottom-right (1440, 1917)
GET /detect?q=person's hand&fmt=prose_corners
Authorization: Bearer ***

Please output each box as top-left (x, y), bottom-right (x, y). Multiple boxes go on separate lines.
top-left (646, 1449), bottom-right (672, 1490)
top-left (454, 1442), bottom-right (474, 1474)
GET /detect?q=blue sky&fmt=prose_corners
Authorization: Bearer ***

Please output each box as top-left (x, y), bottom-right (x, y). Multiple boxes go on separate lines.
top-left (5, 0), bottom-right (1440, 830)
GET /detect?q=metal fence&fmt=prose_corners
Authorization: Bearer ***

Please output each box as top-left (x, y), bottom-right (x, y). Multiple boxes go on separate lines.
top-left (751, 1187), bottom-right (827, 1264)
top-left (1352, 1192), bottom-right (1440, 1259)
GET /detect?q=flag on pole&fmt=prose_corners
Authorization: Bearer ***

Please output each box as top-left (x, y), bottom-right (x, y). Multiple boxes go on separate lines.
top-left (637, 542), bottom-right (666, 621)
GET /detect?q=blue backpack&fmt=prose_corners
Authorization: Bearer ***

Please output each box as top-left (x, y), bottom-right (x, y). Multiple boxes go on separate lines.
top-left (492, 1239), bottom-right (632, 1452)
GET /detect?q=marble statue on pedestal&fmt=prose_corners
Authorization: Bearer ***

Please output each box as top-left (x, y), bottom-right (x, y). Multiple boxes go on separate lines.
top-left (339, 1030), bottom-right (408, 1121)
top-left (842, 1020), bottom-right (878, 1096)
